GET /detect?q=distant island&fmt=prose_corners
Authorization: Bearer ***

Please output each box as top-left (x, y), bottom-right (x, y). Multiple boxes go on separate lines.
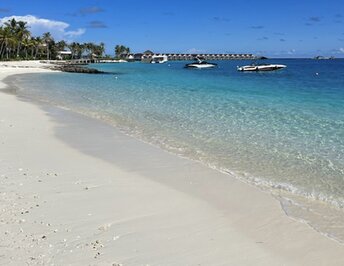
top-left (313, 56), bottom-right (336, 60)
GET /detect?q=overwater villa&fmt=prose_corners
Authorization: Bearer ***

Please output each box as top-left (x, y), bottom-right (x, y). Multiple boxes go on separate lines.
top-left (126, 51), bottom-right (255, 62)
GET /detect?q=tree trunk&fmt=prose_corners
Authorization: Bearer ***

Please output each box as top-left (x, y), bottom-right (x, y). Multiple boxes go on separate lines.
top-left (0, 42), bottom-right (5, 59)
top-left (34, 46), bottom-right (38, 59)
top-left (16, 41), bottom-right (21, 58)
top-left (6, 40), bottom-right (9, 60)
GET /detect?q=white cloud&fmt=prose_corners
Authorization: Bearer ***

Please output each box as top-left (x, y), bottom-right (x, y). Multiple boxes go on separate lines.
top-left (287, 49), bottom-right (296, 55)
top-left (185, 48), bottom-right (206, 54)
top-left (0, 15), bottom-right (85, 40)
top-left (330, 48), bottom-right (344, 54)
top-left (64, 28), bottom-right (86, 38)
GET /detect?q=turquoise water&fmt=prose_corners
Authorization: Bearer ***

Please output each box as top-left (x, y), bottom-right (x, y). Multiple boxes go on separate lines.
top-left (14, 59), bottom-right (344, 239)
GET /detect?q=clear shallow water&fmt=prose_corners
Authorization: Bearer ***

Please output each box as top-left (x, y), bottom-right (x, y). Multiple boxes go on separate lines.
top-left (13, 59), bottom-right (344, 241)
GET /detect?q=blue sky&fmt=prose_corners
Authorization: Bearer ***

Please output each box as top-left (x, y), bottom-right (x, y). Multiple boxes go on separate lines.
top-left (1, 0), bottom-right (344, 57)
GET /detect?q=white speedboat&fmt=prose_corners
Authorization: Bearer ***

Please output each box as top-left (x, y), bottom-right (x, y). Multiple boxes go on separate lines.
top-left (185, 58), bottom-right (217, 69)
top-left (151, 54), bottom-right (168, 64)
top-left (237, 63), bottom-right (286, 72)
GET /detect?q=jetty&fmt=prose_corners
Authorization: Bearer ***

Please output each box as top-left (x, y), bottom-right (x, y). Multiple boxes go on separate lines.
top-left (126, 52), bottom-right (256, 61)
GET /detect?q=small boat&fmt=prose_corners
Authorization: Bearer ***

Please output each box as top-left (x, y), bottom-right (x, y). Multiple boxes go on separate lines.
top-left (185, 57), bottom-right (217, 69)
top-left (151, 54), bottom-right (168, 64)
top-left (237, 63), bottom-right (286, 72)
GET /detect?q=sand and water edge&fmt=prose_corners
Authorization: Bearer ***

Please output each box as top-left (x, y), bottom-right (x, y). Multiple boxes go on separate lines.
top-left (0, 61), bottom-right (343, 265)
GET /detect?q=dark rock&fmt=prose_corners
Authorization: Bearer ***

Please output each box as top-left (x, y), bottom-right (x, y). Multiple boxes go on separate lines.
top-left (48, 64), bottom-right (107, 74)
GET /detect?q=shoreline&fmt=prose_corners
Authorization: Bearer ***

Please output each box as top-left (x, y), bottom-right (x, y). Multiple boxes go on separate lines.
top-left (8, 70), bottom-right (344, 246)
top-left (1, 61), bottom-right (343, 265)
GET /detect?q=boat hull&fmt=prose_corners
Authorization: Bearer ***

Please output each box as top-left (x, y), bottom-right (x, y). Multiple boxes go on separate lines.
top-left (237, 64), bottom-right (286, 72)
top-left (185, 63), bottom-right (217, 69)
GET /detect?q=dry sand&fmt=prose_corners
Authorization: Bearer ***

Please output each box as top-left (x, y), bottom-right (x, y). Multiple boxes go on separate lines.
top-left (0, 61), bottom-right (343, 265)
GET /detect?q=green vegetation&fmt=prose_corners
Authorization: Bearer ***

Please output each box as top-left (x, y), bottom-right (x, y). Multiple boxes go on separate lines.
top-left (68, 41), bottom-right (105, 60)
top-left (0, 18), bottom-right (106, 61)
top-left (114, 45), bottom-right (130, 59)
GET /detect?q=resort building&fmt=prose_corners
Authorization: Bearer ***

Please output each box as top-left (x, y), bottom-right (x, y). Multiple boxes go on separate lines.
top-left (56, 50), bottom-right (72, 60)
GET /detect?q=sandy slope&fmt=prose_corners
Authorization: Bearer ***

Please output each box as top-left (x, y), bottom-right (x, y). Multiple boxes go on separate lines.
top-left (0, 61), bottom-right (343, 265)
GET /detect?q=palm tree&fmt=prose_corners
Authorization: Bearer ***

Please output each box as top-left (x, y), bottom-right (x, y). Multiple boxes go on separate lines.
top-left (22, 36), bottom-right (37, 59)
top-left (0, 19), bottom-right (108, 61)
top-left (2, 18), bottom-right (17, 58)
top-left (115, 45), bottom-right (130, 58)
top-left (70, 42), bottom-right (88, 59)
top-left (15, 21), bottom-right (30, 58)
top-left (21, 37), bottom-right (31, 59)
top-left (99, 42), bottom-right (105, 58)
top-left (56, 40), bottom-right (67, 52)
top-left (4, 18), bottom-right (17, 34)
top-left (69, 42), bottom-right (77, 59)
top-left (28, 37), bottom-right (37, 58)
top-left (85, 42), bottom-right (94, 58)
top-left (79, 43), bottom-right (86, 58)
top-left (0, 26), bottom-right (5, 58)
top-left (31, 37), bottom-right (43, 59)
top-left (42, 32), bottom-right (53, 60)
top-left (115, 45), bottom-right (122, 58)
top-left (76, 43), bottom-right (83, 59)
top-left (0, 26), bottom-right (16, 59)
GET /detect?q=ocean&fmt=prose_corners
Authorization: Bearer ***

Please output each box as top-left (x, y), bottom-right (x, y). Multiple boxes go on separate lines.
top-left (13, 59), bottom-right (344, 242)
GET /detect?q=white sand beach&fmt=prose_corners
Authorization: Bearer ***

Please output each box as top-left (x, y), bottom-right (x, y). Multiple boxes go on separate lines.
top-left (0, 61), bottom-right (343, 265)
